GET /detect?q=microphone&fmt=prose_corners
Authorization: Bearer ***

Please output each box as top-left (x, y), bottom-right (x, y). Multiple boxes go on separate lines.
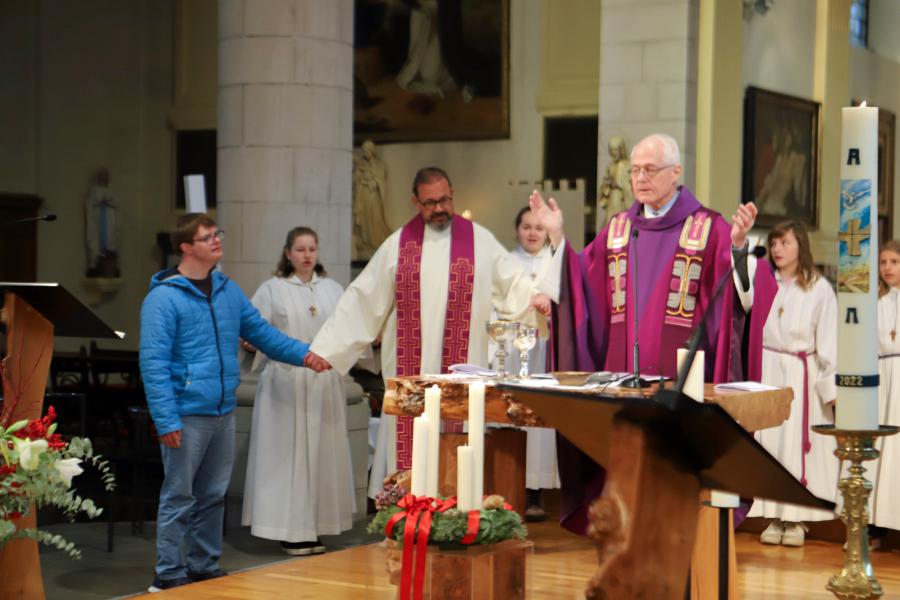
top-left (620, 229), bottom-right (650, 389)
top-left (0, 214), bottom-right (57, 228)
top-left (736, 245), bottom-right (767, 259)
top-left (670, 243), bottom-right (766, 396)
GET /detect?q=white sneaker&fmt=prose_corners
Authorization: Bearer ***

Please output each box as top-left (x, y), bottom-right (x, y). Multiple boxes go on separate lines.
top-left (760, 519), bottom-right (784, 545)
top-left (781, 522), bottom-right (808, 547)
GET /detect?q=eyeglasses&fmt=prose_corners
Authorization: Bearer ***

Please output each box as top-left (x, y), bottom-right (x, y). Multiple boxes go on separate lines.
top-left (417, 196), bottom-right (453, 210)
top-left (629, 164), bottom-right (676, 179)
top-left (193, 230), bottom-right (225, 244)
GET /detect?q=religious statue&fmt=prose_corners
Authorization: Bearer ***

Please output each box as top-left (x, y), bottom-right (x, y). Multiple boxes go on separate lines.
top-left (353, 140), bottom-right (393, 261)
top-left (84, 167), bottom-right (120, 278)
top-left (597, 135), bottom-right (633, 229)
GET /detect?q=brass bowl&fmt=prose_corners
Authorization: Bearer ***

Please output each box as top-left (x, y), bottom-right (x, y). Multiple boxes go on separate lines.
top-left (551, 371), bottom-right (594, 386)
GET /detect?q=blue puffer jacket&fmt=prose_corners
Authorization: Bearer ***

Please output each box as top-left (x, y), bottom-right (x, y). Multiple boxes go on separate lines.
top-left (139, 269), bottom-right (309, 435)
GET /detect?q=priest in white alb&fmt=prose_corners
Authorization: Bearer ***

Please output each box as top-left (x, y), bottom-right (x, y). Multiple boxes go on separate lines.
top-left (307, 167), bottom-right (556, 497)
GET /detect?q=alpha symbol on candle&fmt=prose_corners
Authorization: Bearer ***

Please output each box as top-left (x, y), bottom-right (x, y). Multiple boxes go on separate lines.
top-left (846, 307), bottom-right (859, 324)
top-left (839, 219), bottom-right (870, 257)
top-left (847, 148), bottom-right (861, 165)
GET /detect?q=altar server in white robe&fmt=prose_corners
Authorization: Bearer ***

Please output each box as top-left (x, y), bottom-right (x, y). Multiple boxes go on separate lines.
top-left (242, 227), bottom-right (354, 555)
top-left (750, 221), bottom-right (838, 547)
top-left (504, 206), bottom-right (559, 521)
top-left (873, 240), bottom-right (900, 531)
top-left (307, 167), bottom-right (557, 498)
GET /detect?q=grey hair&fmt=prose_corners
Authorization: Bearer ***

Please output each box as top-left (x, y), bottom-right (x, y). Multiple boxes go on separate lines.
top-left (631, 133), bottom-right (681, 166)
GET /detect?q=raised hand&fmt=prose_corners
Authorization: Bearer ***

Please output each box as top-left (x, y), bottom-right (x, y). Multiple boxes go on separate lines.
top-left (529, 189), bottom-right (564, 248)
top-left (731, 201), bottom-right (758, 249)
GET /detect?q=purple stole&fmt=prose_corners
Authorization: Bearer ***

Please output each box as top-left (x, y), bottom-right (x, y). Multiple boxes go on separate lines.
top-left (604, 207), bottom-right (716, 377)
top-left (394, 215), bottom-right (475, 469)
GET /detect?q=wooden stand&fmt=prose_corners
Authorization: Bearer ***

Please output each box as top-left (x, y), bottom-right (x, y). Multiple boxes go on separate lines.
top-left (0, 293), bottom-right (54, 600)
top-left (585, 416), bottom-right (700, 599)
top-left (0, 284), bottom-right (119, 600)
top-left (386, 538), bottom-right (533, 600)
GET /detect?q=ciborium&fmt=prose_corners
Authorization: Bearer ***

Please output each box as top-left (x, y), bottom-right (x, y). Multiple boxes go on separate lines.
top-left (485, 320), bottom-right (517, 380)
top-left (812, 424), bottom-right (900, 600)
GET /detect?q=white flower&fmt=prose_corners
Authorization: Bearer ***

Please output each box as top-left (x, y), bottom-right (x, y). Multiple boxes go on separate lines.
top-left (54, 458), bottom-right (84, 487)
top-left (14, 438), bottom-right (48, 471)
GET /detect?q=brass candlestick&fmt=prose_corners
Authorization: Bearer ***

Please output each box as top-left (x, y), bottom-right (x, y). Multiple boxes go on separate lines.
top-left (812, 424), bottom-right (899, 600)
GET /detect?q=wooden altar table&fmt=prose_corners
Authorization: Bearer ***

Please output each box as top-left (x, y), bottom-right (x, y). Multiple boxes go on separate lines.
top-left (383, 376), bottom-right (794, 599)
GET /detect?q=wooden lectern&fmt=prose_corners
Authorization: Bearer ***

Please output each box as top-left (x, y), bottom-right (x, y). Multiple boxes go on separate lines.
top-left (0, 283), bottom-right (121, 599)
top-left (504, 383), bottom-right (835, 600)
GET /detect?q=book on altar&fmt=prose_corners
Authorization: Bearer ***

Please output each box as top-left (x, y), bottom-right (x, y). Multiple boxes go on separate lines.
top-left (714, 381), bottom-right (779, 392)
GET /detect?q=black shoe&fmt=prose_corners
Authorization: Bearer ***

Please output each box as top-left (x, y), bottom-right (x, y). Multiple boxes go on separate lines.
top-left (187, 568), bottom-right (228, 582)
top-left (148, 575), bottom-right (192, 593)
top-left (281, 540), bottom-right (327, 556)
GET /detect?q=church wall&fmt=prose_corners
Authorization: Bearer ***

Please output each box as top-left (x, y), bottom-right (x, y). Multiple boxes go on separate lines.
top-left (850, 44), bottom-right (900, 242)
top-left (369, 0), bottom-right (544, 252)
top-left (741, 0), bottom-right (900, 257)
top-left (0, 1), bottom-right (177, 350)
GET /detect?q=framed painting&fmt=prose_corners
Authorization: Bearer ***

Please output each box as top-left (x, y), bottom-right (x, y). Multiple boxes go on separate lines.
top-left (742, 86), bottom-right (820, 227)
top-left (353, 0), bottom-right (509, 143)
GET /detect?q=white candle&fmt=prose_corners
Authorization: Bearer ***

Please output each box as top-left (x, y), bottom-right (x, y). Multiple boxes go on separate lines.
top-left (456, 446), bottom-right (474, 511)
top-left (467, 382), bottom-right (485, 506)
top-left (676, 349), bottom-right (705, 402)
top-left (836, 103), bottom-right (880, 430)
top-left (424, 385), bottom-right (441, 497)
top-left (410, 416), bottom-right (429, 496)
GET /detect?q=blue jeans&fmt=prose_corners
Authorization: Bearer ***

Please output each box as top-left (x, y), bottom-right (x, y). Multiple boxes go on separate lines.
top-left (155, 412), bottom-right (235, 579)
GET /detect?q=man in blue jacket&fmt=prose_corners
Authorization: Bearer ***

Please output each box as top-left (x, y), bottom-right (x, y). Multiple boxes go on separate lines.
top-left (140, 213), bottom-right (319, 592)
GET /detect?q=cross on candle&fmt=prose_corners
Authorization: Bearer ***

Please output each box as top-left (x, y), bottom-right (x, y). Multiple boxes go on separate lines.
top-left (839, 218), bottom-right (871, 257)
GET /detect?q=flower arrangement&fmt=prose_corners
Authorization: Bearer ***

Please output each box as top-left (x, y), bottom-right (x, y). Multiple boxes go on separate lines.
top-left (0, 407), bottom-right (115, 558)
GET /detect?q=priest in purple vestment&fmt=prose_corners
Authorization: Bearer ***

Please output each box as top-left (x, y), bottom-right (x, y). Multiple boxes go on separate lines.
top-left (530, 133), bottom-right (778, 535)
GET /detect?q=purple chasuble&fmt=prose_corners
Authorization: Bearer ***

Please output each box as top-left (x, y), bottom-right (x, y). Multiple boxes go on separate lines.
top-left (550, 186), bottom-right (777, 535)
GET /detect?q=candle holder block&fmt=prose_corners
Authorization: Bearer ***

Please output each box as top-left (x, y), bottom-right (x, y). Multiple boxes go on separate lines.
top-left (812, 424), bottom-right (900, 600)
top-left (386, 538), bottom-right (533, 600)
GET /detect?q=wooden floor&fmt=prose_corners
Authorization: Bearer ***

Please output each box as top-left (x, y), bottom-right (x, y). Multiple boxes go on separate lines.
top-left (143, 521), bottom-right (900, 599)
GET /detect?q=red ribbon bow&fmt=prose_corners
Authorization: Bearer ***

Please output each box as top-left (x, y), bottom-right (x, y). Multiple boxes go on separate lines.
top-left (385, 495), bottom-right (454, 600)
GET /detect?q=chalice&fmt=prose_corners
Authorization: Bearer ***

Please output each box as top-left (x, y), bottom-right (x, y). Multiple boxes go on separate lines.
top-left (485, 320), bottom-right (517, 380)
top-left (513, 325), bottom-right (538, 379)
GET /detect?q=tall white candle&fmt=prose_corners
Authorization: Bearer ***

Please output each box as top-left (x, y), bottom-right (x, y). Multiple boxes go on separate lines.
top-left (424, 385), bottom-right (441, 497)
top-left (410, 416), bottom-right (429, 496)
top-left (467, 382), bottom-right (485, 506)
top-left (676, 349), bottom-right (705, 402)
top-left (456, 446), bottom-right (474, 511)
top-left (836, 103), bottom-right (880, 430)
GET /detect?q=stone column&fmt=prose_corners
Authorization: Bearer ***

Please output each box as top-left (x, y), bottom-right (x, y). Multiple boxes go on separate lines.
top-left (217, 0), bottom-right (354, 293)
top-left (597, 0), bottom-right (699, 190)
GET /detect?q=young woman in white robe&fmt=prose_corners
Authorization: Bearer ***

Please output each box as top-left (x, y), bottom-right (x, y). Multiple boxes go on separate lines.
top-left (749, 220), bottom-right (838, 547)
top-left (504, 207), bottom-right (560, 521)
top-left (873, 241), bottom-right (900, 532)
top-left (241, 227), bottom-right (354, 555)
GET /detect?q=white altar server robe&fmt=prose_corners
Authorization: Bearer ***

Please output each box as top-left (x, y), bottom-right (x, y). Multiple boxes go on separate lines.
top-left (750, 274), bottom-right (838, 522)
top-left (242, 274), bottom-right (354, 542)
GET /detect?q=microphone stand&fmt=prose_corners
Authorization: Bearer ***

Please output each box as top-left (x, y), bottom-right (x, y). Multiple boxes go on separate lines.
top-left (620, 229), bottom-right (649, 388)
top-left (670, 245), bottom-right (766, 397)
top-left (0, 214), bottom-right (57, 228)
